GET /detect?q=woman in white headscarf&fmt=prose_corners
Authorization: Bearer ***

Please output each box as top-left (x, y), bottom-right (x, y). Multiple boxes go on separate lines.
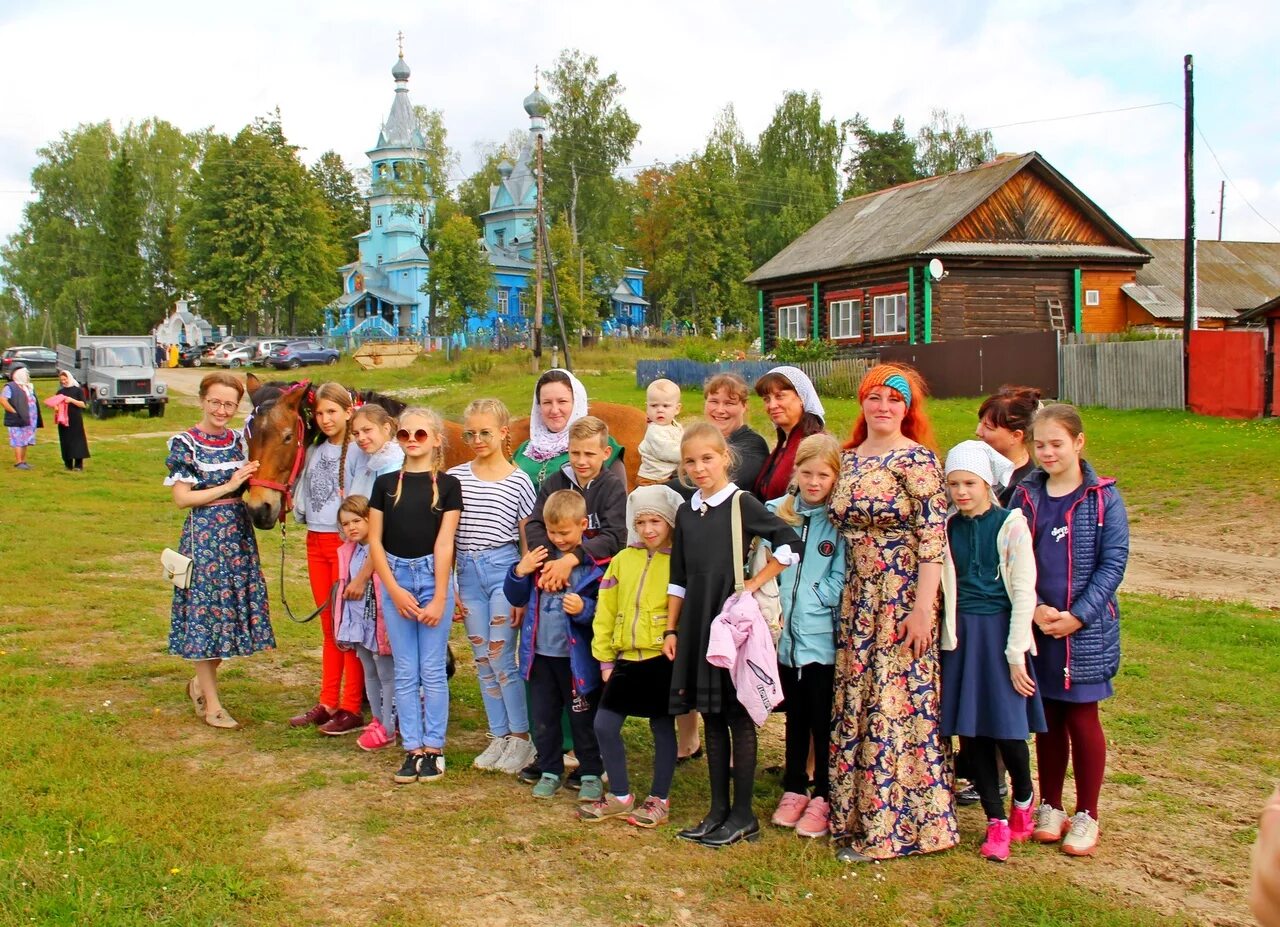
top-left (511, 368), bottom-right (626, 491)
top-left (53, 370), bottom-right (90, 470)
top-left (753, 365), bottom-right (828, 501)
top-left (1, 366), bottom-right (42, 470)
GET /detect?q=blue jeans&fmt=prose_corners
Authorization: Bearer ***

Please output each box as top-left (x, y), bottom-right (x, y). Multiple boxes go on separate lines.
top-left (379, 553), bottom-right (454, 752)
top-left (456, 544), bottom-right (528, 737)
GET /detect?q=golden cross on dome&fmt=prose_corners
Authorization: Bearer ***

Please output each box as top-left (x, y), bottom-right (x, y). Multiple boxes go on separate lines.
top-left (397, 31), bottom-right (404, 57)
top-left (534, 64), bottom-right (540, 90)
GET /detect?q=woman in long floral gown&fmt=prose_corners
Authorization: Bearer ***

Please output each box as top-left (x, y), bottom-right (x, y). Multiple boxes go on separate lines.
top-left (826, 365), bottom-right (958, 862)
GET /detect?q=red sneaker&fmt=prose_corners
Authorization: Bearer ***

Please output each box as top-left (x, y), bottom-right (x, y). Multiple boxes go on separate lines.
top-left (1009, 800), bottom-right (1035, 843)
top-left (980, 819), bottom-right (1012, 863)
top-left (357, 719), bottom-right (394, 751)
top-left (770, 792), bottom-right (810, 828)
top-left (795, 796), bottom-right (830, 838)
top-left (288, 704), bottom-right (331, 728)
top-left (318, 709), bottom-right (365, 736)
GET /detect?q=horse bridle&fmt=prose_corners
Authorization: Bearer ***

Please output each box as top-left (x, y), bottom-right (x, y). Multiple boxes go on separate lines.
top-left (245, 382), bottom-right (331, 624)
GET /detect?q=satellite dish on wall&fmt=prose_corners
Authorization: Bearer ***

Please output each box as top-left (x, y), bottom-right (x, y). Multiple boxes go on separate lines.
top-left (928, 258), bottom-right (946, 281)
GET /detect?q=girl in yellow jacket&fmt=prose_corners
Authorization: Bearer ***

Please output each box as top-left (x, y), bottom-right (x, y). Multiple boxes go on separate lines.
top-left (580, 485), bottom-right (685, 829)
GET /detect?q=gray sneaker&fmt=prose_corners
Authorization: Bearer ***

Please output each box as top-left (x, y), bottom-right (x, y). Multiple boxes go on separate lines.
top-left (495, 736), bottom-right (537, 775)
top-left (532, 773), bottom-right (564, 799)
top-left (577, 775), bottom-right (604, 802)
top-left (472, 735), bottom-right (508, 770)
top-left (578, 792), bottom-right (634, 822)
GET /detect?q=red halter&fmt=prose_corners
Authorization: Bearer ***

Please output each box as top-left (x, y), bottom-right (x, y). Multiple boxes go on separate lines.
top-left (247, 381), bottom-right (311, 521)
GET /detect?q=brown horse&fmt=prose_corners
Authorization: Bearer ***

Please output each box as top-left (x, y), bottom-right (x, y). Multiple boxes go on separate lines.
top-left (241, 374), bottom-right (648, 530)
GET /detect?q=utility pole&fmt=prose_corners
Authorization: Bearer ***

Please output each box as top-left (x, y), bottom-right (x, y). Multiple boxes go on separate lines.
top-left (1182, 53), bottom-right (1196, 409)
top-left (1217, 180), bottom-right (1225, 241)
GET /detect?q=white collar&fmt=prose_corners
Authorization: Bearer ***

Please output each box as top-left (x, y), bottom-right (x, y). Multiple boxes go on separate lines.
top-left (690, 481), bottom-right (738, 511)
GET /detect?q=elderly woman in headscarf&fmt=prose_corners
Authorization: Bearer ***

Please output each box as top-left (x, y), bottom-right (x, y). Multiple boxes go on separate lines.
top-left (50, 370), bottom-right (91, 471)
top-left (512, 368), bottom-right (627, 492)
top-left (753, 365), bottom-right (827, 501)
top-left (1, 366), bottom-right (42, 470)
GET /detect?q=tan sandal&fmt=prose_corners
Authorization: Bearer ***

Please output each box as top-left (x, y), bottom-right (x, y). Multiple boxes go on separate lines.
top-left (187, 678), bottom-right (205, 718)
top-left (203, 709), bottom-right (240, 730)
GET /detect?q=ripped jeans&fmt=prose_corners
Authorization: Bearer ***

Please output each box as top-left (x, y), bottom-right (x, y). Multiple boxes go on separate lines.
top-left (456, 544), bottom-right (528, 736)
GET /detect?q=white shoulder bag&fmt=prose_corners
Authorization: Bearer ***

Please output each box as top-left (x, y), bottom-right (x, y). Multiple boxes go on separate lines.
top-left (730, 490), bottom-right (784, 639)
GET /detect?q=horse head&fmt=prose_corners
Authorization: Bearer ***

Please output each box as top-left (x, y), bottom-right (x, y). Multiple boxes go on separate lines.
top-left (243, 372), bottom-right (312, 530)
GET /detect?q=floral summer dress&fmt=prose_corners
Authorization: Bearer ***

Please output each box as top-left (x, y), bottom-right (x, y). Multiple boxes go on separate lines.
top-left (164, 427), bottom-right (274, 660)
top-left (826, 445), bottom-right (958, 859)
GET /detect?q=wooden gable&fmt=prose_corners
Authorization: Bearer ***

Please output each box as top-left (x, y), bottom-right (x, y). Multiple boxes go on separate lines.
top-left (941, 170), bottom-right (1112, 246)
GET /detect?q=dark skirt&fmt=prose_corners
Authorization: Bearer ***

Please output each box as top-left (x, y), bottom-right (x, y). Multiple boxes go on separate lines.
top-left (601, 655), bottom-right (674, 718)
top-left (941, 609), bottom-right (1046, 740)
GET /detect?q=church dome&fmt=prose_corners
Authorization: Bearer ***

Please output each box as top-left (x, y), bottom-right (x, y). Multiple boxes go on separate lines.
top-left (392, 55), bottom-right (411, 81)
top-left (496, 160), bottom-right (514, 178)
top-left (523, 87), bottom-right (551, 118)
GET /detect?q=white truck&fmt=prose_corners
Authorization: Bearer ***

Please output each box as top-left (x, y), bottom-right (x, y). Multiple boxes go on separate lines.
top-left (57, 334), bottom-right (169, 418)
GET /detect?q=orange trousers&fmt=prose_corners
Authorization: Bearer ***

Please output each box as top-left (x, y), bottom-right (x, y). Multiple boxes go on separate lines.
top-left (306, 530), bottom-right (364, 714)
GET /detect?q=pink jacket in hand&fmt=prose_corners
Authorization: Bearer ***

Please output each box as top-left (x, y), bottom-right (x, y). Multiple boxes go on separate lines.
top-left (706, 591), bottom-right (783, 726)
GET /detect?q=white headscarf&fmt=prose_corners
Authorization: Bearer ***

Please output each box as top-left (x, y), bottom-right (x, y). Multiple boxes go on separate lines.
top-left (59, 370), bottom-right (80, 388)
top-left (945, 440), bottom-right (1015, 494)
top-left (625, 484), bottom-right (683, 547)
top-left (765, 365), bottom-right (825, 424)
top-left (10, 366), bottom-right (31, 387)
top-left (525, 368), bottom-right (589, 462)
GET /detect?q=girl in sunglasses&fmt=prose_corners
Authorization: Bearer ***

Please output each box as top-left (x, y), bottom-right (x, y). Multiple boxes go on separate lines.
top-left (447, 399), bottom-right (539, 776)
top-left (369, 407), bottom-right (464, 784)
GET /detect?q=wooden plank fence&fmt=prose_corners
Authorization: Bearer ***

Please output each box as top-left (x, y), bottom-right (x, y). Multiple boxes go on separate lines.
top-left (636, 358), bottom-right (878, 399)
top-left (1058, 337), bottom-right (1184, 409)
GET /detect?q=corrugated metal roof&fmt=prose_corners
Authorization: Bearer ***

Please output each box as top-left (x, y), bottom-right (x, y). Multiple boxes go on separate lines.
top-left (922, 242), bottom-right (1145, 260)
top-left (1136, 238), bottom-right (1280, 317)
top-left (746, 152), bottom-right (1147, 284)
top-left (1121, 283), bottom-right (1236, 320)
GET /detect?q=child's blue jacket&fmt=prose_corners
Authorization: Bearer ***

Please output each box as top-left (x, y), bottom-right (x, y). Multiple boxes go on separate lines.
top-left (506, 552), bottom-right (606, 696)
top-left (765, 494), bottom-right (846, 668)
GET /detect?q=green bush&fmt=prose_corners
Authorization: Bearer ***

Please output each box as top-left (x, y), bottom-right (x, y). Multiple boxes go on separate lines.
top-left (771, 338), bottom-right (836, 363)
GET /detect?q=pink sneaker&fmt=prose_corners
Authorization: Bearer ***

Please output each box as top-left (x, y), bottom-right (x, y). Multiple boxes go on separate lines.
top-left (980, 819), bottom-right (1012, 862)
top-left (770, 792), bottom-right (810, 828)
top-left (795, 796), bottom-right (830, 838)
top-left (357, 719), bottom-right (393, 752)
top-left (1009, 800), bottom-right (1035, 843)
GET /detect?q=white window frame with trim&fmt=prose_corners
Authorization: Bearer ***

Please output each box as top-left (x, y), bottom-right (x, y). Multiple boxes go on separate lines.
top-left (872, 292), bottom-right (908, 336)
top-left (1085, 289), bottom-right (1100, 306)
top-left (776, 303), bottom-right (808, 341)
top-left (829, 297), bottom-right (861, 339)
top-left (496, 290), bottom-right (508, 313)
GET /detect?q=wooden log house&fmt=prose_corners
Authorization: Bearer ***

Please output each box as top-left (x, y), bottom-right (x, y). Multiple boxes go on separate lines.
top-left (746, 152), bottom-right (1152, 353)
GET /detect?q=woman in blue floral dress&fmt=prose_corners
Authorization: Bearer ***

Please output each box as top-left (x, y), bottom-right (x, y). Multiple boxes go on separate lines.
top-left (165, 372), bottom-right (274, 729)
top-left (827, 365), bottom-right (958, 862)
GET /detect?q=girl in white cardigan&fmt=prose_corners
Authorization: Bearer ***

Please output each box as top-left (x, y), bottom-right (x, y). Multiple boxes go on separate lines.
top-left (939, 440), bottom-right (1045, 863)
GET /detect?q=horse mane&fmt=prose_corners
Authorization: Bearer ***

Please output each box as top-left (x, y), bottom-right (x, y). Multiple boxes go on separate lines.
top-left (248, 379), bottom-right (406, 447)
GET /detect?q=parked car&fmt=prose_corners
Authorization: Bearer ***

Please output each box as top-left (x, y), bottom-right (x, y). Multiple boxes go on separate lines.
top-left (267, 340), bottom-right (340, 369)
top-left (213, 343), bottom-right (256, 369)
top-left (177, 344), bottom-right (209, 367)
top-left (203, 340), bottom-right (236, 362)
top-left (253, 340), bottom-right (288, 365)
top-left (2, 346), bottom-right (60, 380)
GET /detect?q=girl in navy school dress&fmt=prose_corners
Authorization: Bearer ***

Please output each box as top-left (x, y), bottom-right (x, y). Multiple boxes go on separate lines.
top-left (939, 440), bottom-right (1044, 862)
top-left (1013, 404), bottom-right (1129, 858)
top-left (165, 372), bottom-right (274, 730)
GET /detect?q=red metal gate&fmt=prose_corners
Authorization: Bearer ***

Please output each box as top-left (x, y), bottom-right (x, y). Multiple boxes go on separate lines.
top-left (1188, 330), bottom-right (1266, 419)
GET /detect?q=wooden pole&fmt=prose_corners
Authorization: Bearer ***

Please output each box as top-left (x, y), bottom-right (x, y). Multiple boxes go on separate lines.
top-left (1183, 53), bottom-right (1196, 408)
top-left (1217, 180), bottom-right (1225, 241)
top-left (532, 128), bottom-right (544, 373)
top-left (540, 208), bottom-right (572, 371)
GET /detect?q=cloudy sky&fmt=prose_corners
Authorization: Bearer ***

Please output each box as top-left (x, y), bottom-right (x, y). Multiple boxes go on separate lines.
top-left (1, 0), bottom-right (1277, 253)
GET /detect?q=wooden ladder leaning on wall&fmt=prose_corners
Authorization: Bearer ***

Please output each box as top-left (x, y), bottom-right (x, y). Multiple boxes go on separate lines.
top-left (1046, 297), bottom-right (1068, 333)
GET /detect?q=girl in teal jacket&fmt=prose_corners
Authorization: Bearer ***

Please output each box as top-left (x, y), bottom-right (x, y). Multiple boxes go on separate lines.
top-left (764, 434), bottom-right (847, 839)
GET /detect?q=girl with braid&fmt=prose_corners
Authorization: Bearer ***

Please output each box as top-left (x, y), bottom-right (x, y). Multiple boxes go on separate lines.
top-left (289, 382), bottom-right (369, 735)
top-left (370, 407), bottom-right (463, 784)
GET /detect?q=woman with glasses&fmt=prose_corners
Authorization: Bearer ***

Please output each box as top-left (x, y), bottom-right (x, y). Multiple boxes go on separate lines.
top-left (164, 372), bottom-right (274, 730)
top-left (447, 399), bottom-right (539, 775)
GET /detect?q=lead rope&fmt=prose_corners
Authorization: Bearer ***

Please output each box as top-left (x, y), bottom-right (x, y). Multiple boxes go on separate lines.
top-left (277, 519), bottom-right (334, 623)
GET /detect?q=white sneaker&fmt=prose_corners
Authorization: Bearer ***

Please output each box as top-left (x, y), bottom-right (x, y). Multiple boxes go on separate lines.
top-left (496, 736), bottom-right (537, 775)
top-left (1061, 811), bottom-right (1100, 857)
top-left (1033, 803), bottom-right (1070, 843)
top-left (472, 734), bottom-right (509, 770)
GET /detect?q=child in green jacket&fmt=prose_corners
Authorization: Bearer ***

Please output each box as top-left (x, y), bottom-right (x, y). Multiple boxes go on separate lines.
top-left (579, 485), bottom-right (684, 828)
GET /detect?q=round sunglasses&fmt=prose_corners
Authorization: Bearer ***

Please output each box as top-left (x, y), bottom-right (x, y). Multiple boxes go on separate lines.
top-left (461, 429), bottom-right (498, 444)
top-left (395, 428), bottom-right (433, 443)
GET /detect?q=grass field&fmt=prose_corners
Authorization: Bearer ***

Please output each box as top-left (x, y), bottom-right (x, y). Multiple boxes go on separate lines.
top-left (0, 346), bottom-right (1275, 926)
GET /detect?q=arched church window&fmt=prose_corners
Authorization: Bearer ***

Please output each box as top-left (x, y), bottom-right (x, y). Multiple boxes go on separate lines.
top-left (376, 215), bottom-right (383, 227)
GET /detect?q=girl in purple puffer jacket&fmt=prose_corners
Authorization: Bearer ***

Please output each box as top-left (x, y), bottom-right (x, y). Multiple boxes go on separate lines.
top-left (1014, 403), bottom-right (1128, 860)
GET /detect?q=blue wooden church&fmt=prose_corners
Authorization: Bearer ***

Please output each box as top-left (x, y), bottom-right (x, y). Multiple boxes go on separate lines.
top-left (326, 51), bottom-right (648, 346)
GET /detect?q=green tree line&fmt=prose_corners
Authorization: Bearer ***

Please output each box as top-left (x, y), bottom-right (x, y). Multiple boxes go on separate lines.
top-left (0, 47), bottom-right (994, 345)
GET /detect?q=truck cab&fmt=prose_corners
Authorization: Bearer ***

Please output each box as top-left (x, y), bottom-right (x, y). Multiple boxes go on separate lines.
top-left (57, 335), bottom-right (169, 418)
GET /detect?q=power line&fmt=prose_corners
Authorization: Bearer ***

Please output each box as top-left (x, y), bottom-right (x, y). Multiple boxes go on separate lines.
top-left (976, 101), bottom-right (1177, 132)
top-left (1193, 119), bottom-right (1280, 238)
